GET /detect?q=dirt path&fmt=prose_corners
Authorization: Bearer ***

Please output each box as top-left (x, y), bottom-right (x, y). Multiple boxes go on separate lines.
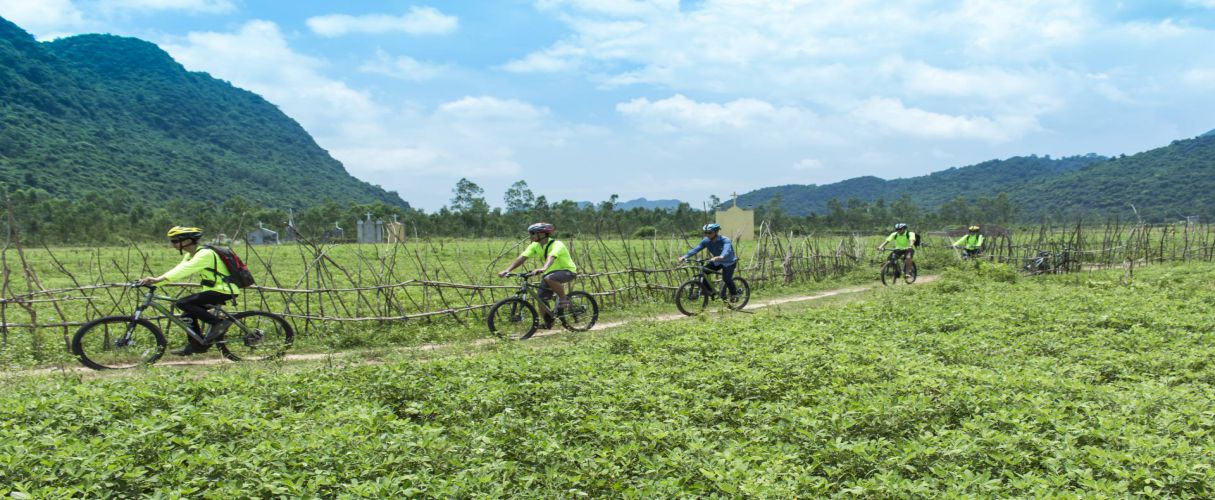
top-left (16, 276), bottom-right (938, 376)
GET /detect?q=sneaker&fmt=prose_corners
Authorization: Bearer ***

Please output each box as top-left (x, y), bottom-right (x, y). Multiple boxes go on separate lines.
top-left (171, 346), bottom-right (197, 356)
top-left (541, 313), bottom-right (555, 330)
top-left (203, 320), bottom-right (231, 342)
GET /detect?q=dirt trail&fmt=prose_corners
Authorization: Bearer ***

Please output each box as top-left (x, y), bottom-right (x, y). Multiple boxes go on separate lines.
top-left (15, 276), bottom-right (938, 376)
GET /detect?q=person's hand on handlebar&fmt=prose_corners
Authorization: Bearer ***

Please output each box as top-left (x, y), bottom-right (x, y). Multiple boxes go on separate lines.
top-left (136, 276), bottom-right (164, 286)
top-left (709, 256), bottom-right (723, 263)
top-left (677, 255), bottom-right (687, 263)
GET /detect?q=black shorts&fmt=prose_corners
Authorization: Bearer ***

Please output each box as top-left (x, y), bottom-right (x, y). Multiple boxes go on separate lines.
top-left (538, 270), bottom-right (576, 301)
top-left (892, 248), bottom-right (915, 258)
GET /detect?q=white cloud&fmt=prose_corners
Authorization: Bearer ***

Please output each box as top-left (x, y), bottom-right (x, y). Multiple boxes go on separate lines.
top-left (793, 158), bottom-right (823, 170)
top-left (853, 97), bottom-right (1038, 142)
top-left (616, 94), bottom-right (810, 132)
top-left (306, 7), bottom-right (458, 37)
top-left (358, 50), bottom-right (447, 81)
top-left (0, 0), bottom-right (87, 38)
top-left (98, 0), bottom-right (236, 14)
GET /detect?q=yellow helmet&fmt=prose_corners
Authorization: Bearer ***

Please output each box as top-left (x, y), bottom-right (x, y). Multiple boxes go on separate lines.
top-left (968, 225), bottom-right (980, 232)
top-left (166, 226), bottom-right (203, 242)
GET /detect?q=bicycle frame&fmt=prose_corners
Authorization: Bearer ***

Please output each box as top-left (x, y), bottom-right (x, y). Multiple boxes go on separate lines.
top-left (684, 259), bottom-right (725, 300)
top-left (129, 285), bottom-right (252, 345)
top-left (504, 274), bottom-right (561, 311)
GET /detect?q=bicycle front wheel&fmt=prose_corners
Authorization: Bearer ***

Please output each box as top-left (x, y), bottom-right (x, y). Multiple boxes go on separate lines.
top-left (72, 316), bottom-right (167, 370)
top-left (218, 311), bottom-right (294, 362)
top-left (880, 261), bottom-right (900, 286)
top-left (903, 263), bottom-right (918, 284)
top-left (675, 280), bottom-right (708, 316)
top-left (488, 298), bottom-right (538, 340)
top-left (721, 277), bottom-right (751, 310)
top-left (558, 291), bottom-right (599, 331)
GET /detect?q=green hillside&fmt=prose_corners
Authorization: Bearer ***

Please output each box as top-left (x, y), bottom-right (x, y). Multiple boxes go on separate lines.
top-left (0, 16), bottom-right (406, 208)
top-left (737, 154), bottom-right (1105, 217)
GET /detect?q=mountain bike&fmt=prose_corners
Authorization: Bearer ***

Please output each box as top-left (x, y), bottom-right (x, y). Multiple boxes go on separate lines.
top-left (71, 283), bottom-right (293, 370)
top-left (880, 250), bottom-right (918, 285)
top-left (1023, 250), bottom-right (1072, 275)
top-left (487, 273), bottom-right (599, 340)
top-left (674, 259), bottom-right (751, 316)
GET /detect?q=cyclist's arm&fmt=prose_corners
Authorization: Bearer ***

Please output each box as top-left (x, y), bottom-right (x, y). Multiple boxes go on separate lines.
top-left (712, 239), bottom-right (735, 262)
top-left (499, 255), bottom-right (528, 276)
top-left (953, 236), bottom-right (966, 247)
top-left (534, 255), bottom-right (557, 275)
top-left (681, 240), bottom-right (708, 261)
top-left (878, 233), bottom-right (893, 250)
top-left (159, 250), bottom-right (213, 283)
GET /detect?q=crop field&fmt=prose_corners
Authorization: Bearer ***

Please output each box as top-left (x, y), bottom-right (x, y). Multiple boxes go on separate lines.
top-left (2, 262), bottom-right (1214, 496)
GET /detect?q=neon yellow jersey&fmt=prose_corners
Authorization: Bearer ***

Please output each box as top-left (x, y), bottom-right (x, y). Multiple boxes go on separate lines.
top-left (885, 231), bottom-right (916, 250)
top-left (953, 234), bottom-right (984, 250)
top-left (522, 240), bottom-right (577, 273)
top-left (161, 247), bottom-right (241, 295)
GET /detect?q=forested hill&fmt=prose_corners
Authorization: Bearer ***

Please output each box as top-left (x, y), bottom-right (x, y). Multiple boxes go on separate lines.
top-left (1007, 133), bottom-right (1215, 221)
top-left (736, 154), bottom-right (1106, 217)
top-left (0, 16), bottom-right (407, 208)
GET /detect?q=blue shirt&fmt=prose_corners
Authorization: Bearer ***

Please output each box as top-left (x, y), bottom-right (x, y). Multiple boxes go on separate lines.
top-left (684, 236), bottom-right (738, 266)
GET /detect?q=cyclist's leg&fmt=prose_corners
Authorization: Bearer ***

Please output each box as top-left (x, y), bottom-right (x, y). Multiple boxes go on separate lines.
top-left (174, 291), bottom-right (230, 353)
top-left (719, 263), bottom-right (739, 297)
top-left (905, 248), bottom-right (915, 271)
top-left (544, 271), bottom-right (576, 307)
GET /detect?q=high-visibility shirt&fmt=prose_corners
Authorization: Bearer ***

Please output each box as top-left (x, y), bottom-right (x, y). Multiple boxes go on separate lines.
top-left (521, 240), bottom-right (577, 273)
top-left (953, 233), bottom-right (984, 250)
top-left (885, 231), bottom-right (916, 250)
top-left (161, 247), bottom-right (240, 295)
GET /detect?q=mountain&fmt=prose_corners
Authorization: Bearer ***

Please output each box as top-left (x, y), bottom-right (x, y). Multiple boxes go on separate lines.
top-left (0, 16), bottom-right (407, 208)
top-left (737, 154), bottom-right (1105, 215)
top-left (1007, 134), bottom-right (1215, 221)
top-left (616, 198), bottom-right (683, 210)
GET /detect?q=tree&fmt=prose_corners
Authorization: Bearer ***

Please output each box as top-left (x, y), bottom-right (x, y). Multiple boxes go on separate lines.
top-left (451, 178), bottom-right (486, 213)
top-left (504, 180), bottom-right (535, 214)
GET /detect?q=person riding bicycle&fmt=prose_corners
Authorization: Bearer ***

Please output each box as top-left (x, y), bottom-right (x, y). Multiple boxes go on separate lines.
top-left (877, 223), bottom-right (916, 276)
top-left (952, 225), bottom-right (984, 258)
top-left (498, 222), bottom-right (578, 329)
top-left (137, 226), bottom-right (239, 356)
top-left (678, 223), bottom-right (740, 300)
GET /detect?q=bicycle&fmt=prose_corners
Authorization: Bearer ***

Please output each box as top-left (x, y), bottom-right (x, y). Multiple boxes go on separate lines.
top-left (71, 283), bottom-right (294, 370)
top-left (674, 259), bottom-right (751, 316)
top-left (880, 250), bottom-right (918, 285)
top-left (1023, 250), bottom-right (1072, 275)
top-left (487, 273), bottom-right (599, 340)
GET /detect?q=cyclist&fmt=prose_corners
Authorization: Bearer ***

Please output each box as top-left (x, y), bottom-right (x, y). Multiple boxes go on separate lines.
top-left (137, 226), bottom-right (239, 356)
top-left (952, 225), bottom-right (984, 258)
top-left (498, 222), bottom-right (578, 329)
top-left (877, 223), bottom-right (916, 276)
top-left (678, 223), bottom-right (739, 300)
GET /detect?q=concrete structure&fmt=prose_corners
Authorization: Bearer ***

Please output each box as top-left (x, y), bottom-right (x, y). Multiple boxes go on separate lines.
top-left (322, 222), bottom-right (345, 243)
top-left (283, 209), bottom-right (300, 243)
top-left (385, 215), bottom-right (406, 243)
top-left (247, 223), bottom-right (279, 245)
top-left (715, 193), bottom-right (755, 242)
top-left (356, 213), bottom-right (384, 244)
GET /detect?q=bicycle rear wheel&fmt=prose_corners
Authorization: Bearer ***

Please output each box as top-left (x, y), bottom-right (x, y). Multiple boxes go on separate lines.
top-left (721, 277), bottom-right (750, 310)
top-left (903, 263), bottom-right (918, 284)
top-left (488, 298), bottom-right (538, 340)
top-left (675, 280), bottom-right (709, 316)
top-left (217, 311), bottom-right (293, 362)
top-left (558, 291), bottom-right (599, 331)
top-left (880, 261), bottom-right (900, 286)
top-left (72, 316), bottom-right (167, 370)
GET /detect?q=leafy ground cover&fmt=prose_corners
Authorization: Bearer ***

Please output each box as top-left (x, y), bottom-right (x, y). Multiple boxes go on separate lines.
top-left (2, 263), bottom-right (1214, 496)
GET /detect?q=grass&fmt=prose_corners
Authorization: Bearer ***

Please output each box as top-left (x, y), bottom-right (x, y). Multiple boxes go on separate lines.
top-left (2, 262), bottom-right (1214, 496)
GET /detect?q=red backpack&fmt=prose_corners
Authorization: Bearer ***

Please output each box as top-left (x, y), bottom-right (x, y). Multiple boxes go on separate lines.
top-left (205, 245), bottom-right (256, 289)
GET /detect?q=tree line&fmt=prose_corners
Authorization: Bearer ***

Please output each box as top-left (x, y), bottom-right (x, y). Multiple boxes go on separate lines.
top-left (2, 177), bottom-right (1033, 245)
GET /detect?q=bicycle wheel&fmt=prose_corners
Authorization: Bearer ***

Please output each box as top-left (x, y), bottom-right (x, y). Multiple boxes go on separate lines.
top-left (72, 316), bottom-right (167, 370)
top-left (675, 280), bottom-right (709, 316)
top-left (903, 263), bottom-right (918, 284)
top-left (721, 277), bottom-right (751, 310)
top-left (488, 298), bottom-right (538, 340)
top-left (880, 261), bottom-right (900, 286)
top-left (218, 311), bottom-right (294, 362)
top-left (558, 291), bottom-right (599, 331)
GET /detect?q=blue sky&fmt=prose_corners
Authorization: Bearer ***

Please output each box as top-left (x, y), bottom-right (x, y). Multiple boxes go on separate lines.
top-left (4, 0), bottom-right (1215, 210)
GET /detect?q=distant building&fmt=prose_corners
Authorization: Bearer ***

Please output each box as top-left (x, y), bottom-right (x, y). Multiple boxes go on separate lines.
top-left (283, 209), bottom-right (300, 243)
top-left (247, 223), bottom-right (279, 245)
top-left (715, 193), bottom-right (755, 242)
top-left (322, 222), bottom-right (345, 243)
top-left (356, 213), bottom-right (384, 244)
top-left (386, 215), bottom-right (406, 243)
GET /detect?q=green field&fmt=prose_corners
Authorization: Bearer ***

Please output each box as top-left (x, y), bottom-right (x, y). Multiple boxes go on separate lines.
top-left (2, 262), bottom-right (1213, 496)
